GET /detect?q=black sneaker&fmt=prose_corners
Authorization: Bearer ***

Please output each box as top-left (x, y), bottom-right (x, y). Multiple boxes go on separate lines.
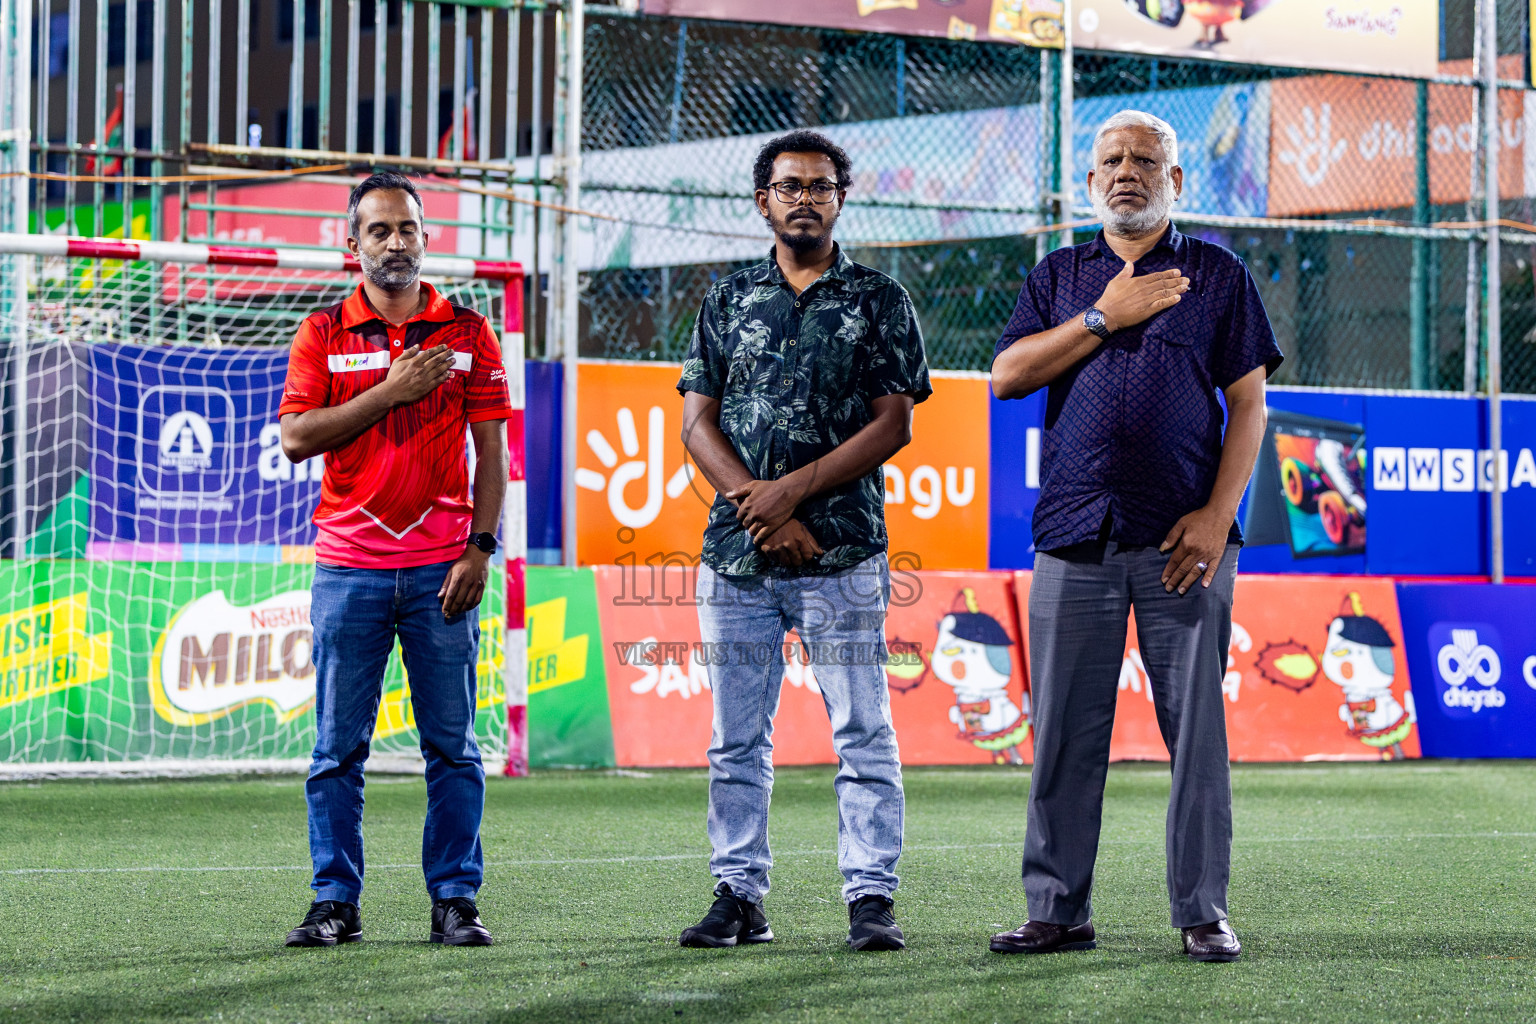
top-left (285, 900), bottom-right (362, 947)
top-left (847, 894), bottom-right (905, 951)
top-left (679, 884), bottom-right (774, 947)
top-left (431, 897), bottom-right (494, 946)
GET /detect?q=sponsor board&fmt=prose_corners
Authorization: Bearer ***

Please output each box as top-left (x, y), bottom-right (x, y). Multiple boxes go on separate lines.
top-left (1363, 394), bottom-right (1536, 577)
top-left (1013, 572), bottom-right (1419, 762)
top-left (149, 589), bottom-right (315, 726)
top-left (1268, 58), bottom-right (1531, 217)
top-left (524, 568), bottom-right (616, 768)
top-left (1075, 0), bottom-right (1437, 79)
top-left (91, 345), bottom-right (322, 550)
top-left (576, 361), bottom-right (990, 571)
top-left (637, 0), bottom-right (1064, 48)
top-left (1398, 583), bottom-right (1536, 758)
top-left (594, 563), bottom-right (1027, 768)
top-left (0, 563), bottom-right (507, 763)
top-left (0, 592), bottom-right (113, 712)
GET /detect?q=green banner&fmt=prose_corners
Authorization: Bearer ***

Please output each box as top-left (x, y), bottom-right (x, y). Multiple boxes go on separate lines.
top-left (0, 562), bottom-right (505, 763)
top-left (526, 568), bottom-right (615, 768)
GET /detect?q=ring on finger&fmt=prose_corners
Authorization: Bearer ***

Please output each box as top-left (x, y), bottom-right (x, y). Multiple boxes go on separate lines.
top-left (1195, 561), bottom-right (1208, 571)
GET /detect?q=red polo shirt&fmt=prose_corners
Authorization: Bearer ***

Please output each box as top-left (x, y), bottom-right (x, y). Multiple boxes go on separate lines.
top-left (280, 281), bottom-right (512, 568)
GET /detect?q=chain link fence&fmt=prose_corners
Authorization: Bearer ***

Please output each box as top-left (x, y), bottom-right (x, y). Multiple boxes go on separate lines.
top-left (577, 12), bottom-right (1536, 395)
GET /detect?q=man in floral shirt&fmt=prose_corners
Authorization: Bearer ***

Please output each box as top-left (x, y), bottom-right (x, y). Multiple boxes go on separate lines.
top-left (676, 130), bottom-right (931, 952)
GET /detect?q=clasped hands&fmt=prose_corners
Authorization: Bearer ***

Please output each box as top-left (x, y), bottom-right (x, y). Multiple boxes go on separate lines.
top-left (726, 478), bottom-right (823, 568)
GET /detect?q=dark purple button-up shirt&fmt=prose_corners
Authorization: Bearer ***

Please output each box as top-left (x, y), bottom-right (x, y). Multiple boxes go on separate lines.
top-left (993, 224), bottom-right (1283, 552)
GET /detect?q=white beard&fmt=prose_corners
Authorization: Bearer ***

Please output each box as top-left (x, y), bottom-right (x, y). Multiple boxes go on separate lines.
top-left (1092, 178), bottom-right (1176, 237)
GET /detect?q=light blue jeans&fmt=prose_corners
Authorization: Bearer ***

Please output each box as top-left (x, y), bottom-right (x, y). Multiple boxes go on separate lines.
top-left (696, 554), bottom-right (904, 905)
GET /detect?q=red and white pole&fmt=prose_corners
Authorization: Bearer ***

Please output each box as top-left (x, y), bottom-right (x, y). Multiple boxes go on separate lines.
top-left (0, 233), bottom-right (524, 283)
top-left (501, 277), bottom-right (530, 777)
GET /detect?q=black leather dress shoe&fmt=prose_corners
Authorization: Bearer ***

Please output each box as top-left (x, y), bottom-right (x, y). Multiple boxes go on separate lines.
top-left (990, 919), bottom-right (1096, 954)
top-left (1182, 920), bottom-right (1241, 962)
top-left (285, 900), bottom-right (362, 947)
top-left (431, 897), bottom-right (494, 946)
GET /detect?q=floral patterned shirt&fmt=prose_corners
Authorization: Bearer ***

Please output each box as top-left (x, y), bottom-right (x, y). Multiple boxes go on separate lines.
top-left (678, 246), bottom-right (932, 578)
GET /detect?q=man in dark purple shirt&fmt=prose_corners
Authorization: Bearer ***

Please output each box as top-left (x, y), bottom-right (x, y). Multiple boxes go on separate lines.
top-left (988, 111), bottom-right (1281, 963)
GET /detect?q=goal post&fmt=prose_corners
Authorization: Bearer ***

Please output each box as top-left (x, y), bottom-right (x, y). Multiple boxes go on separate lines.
top-left (0, 232), bottom-right (528, 775)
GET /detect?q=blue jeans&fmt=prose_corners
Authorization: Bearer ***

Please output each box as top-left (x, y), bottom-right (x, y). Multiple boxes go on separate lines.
top-left (696, 554), bottom-right (904, 905)
top-left (306, 559), bottom-right (485, 904)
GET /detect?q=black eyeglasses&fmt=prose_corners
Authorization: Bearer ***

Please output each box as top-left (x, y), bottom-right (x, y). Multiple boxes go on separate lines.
top-left (765, 180), bottom-right (840, 204)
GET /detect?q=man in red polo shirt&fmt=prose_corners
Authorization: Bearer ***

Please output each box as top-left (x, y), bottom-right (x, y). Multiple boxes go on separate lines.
top-left (278, 172), bottom-right (510, 948)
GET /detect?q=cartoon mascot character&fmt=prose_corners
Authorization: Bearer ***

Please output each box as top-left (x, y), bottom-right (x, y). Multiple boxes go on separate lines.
top-left (932, 589), bottom-right (1030, 765)
top-left (1322, 593), bottom-right (1414, 760)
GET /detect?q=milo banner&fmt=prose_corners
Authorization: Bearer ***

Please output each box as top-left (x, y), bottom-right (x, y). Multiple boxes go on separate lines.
top-left (0, 562), bottom-right (506, 763)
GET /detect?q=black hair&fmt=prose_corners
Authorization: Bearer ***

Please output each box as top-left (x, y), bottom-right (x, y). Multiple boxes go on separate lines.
top-left (347, 172), bottom-right (425, 237)
top-left (752, 130), bottom-right (853, 193)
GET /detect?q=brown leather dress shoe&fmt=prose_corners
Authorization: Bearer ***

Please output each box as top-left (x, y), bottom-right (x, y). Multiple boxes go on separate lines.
top-left (990, 920), bottom-right (1097, 954)
top-left (1182, 920), bottom-right (1241, 962)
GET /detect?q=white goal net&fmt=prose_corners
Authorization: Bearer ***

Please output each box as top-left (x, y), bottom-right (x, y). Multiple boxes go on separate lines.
top-left (0, 234), bottom-right (528, 772)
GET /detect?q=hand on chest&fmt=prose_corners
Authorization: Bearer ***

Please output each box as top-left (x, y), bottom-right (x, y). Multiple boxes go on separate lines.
top-left (1092, 279), bottom-right (1213, 357)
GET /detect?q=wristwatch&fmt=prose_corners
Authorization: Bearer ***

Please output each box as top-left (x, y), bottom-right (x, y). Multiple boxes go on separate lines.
top-left (1083, 307), bottom-right (1111, 340)
top-left (467, 532), bottom-right (498, 555)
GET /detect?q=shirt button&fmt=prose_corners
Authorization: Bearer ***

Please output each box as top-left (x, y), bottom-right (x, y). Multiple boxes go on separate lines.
top-left (777, 418), bottom-right (787, 426)
top-left (393, 340), bottom-right (401, 347)
top-left (776, 462), bottom-right (785, 471)
top-left (788, 339), bottom-right (796, 346)
top-left (781, 378), bottom-right (792, 386)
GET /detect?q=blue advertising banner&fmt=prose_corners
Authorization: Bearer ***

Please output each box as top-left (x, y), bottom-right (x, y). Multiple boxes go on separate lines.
top-left (90, 345), bottom-right (322, 558)
top-left (1397, 583), bottom-right (1536, 758)
top-left (1365, 394), bottom-right (1536, 577)
top-left (988, 388), bottom-right (1044, 571)
top-left (525, 360), bottom-right (563, 566)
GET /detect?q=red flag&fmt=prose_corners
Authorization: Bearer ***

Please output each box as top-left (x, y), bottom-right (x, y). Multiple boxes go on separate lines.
top-left (86, 83), bottom-right (126, 176)
top-left (436, 90), bottom-right (478, 162)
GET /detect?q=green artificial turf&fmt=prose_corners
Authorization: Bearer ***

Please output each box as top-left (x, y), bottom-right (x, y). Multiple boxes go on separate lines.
top-left (2, 762), bottom-right (1534, 1023)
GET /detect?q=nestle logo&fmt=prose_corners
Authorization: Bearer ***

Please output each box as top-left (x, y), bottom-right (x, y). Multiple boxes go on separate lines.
top-left (248, 605), bottom-right (310, 630)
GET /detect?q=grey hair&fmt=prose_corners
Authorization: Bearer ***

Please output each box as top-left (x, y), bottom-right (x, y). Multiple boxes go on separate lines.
top-left (1092, 110), bottom-right (1179, 167)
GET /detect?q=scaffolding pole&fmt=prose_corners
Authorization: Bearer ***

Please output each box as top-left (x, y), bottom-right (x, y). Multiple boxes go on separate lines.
top-left (1482, 0), bottom-right (1503, 583)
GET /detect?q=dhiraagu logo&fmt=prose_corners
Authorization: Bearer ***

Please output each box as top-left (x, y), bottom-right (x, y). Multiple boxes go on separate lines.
top-left (1431, 623), bottom-right (1505, 716)
top-left (575, 406), bottom-right (697, 530)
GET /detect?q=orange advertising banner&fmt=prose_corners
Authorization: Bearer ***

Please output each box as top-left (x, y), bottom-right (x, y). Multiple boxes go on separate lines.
top-left (575, 362), bottom-right (989, 571)
top-left (595, 565), bottom-right (1031, 768)
top-left (575, 362), bottom-right (713, 568)
top-left (1015, 572), bottom-right (1419, 763)
top-left (1268, 65), bottom-right (1529, 216)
